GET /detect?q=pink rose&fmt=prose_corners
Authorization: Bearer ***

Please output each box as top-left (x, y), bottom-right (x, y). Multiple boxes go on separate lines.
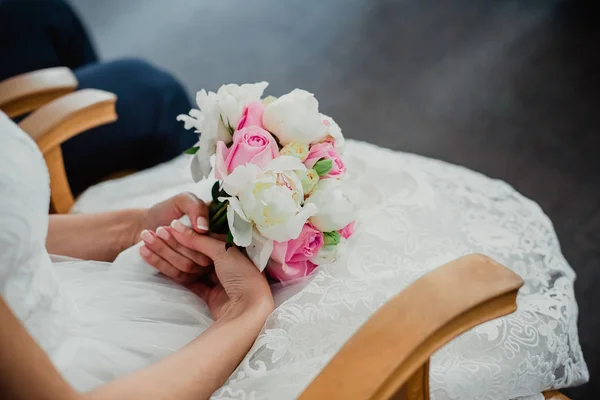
top-left (338, 221), bottom-right (355, 239)
top-left (267, 260), bottom-right (318, 283)
top-left (215, 126), bottom-right (279, 179)
top-left (271, 223), bottom-right (324, 264)
top-left (237, 101), bottom-right (265, 130)
top-left (267, 223), bottom-right (323, 282)
top-left (268, 224), bottom-right (323, 283)
top-left (303, 142), bottom-right (346, 179)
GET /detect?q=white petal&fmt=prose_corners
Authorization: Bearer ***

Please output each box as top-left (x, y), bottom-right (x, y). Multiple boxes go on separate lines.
top-left (246, 231), bottom-right (273, 272)
top-left (310, 238), bottom-right (347, 265)
top-left (263, 88), bottom-right (326, 146)
top-left (264, 156), bottom-right (306, 172)
top-left (217, 118), bottom-right (232, 142)
top-left (190, 153), bottom-right (204, 182)
top-left (258, 203), bottom-right (318, 241)
top-left (189, 133), bottom-right (217, 180)
top-left (195, 89), bottom-right (212, 110)
top-left (189, 108), bottom-right (203, 120)
top-left (225, 199), bottom-right (252, 247)
top-left (320, 113), bottom-right (345, 154)
top-left (219, 196), bottom-right (250, 222)
top-left (177, 112), bottom-right (202, 132)
top-left (222, 164), bottom-right (261, 196)
top-left (242, 81), bottom-right (269, 100)
top-left (218, 94), bottom-right (242, 129)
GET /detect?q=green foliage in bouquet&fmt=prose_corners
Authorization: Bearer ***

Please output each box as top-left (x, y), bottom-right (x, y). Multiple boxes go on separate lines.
top-left (209, 181), bottom-right (230, 235)
top-left (183, 146), bottom-right (199, 155)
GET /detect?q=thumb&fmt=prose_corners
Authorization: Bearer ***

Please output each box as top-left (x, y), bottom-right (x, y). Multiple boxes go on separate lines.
top-left (170, 227), bottom-right (259, 280)
top-left (169, 227), bottom-right (227, 261)
top-left (175, 192), bottom-right (209, 233)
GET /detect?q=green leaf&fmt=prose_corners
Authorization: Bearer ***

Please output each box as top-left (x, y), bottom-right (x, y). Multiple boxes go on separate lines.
top-left (220, 115), bottom-right (235, 136)
top-left (323, 231), bottom-right (341, 246)
top-left (211, 181), bottom-right (221, 202)
top-left (209, 200), bottom-right (230, 234)
top-left (313, 158), bottom-right (333, 176)
top-left (183, 146), bottom-right (199, 155)
top-left (227, 231), bottom-right (234, 244)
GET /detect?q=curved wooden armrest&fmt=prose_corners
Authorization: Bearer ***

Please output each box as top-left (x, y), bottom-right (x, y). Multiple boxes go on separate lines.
top-left (299, 254), bottom-right (524, 400)
top-left (19, 89), bottom-right (118, 214)
top-left (544, 391), bottom-right (570, 400)
top-left (0, 67), bottom-right (78, 118)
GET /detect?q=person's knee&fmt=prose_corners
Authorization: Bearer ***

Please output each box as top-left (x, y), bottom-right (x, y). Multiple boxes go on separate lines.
top-left (74, 58), bottom-right (195, 166)
top-left (77, 57), bottom-right (190, 112)
top-left (109, 58), bottom-right (185, 95)
top-left (98, 58), bottom-right (190, 114)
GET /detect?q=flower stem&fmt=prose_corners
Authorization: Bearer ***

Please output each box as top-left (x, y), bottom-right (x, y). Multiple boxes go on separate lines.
top-left (209, 200), bottom-right (229, 234)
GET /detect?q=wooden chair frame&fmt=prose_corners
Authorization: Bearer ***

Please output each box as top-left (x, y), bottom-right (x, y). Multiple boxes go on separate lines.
top-left (0, 67), bottom-right (78, 119)
top-left (0, 69), bottom-right (117, 213)
top-left (0, 69), bottom-right (573, 400)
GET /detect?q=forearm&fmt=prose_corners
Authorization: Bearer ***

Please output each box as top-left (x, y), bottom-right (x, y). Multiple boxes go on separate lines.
top-left (47, 209), bottom-right (145, 261)
top-left (85, 302), bottom-right (270, 400)
top-left (0, 297), bottom-right (80, 400)
top-left (1, 296), bottom-right (270, 400)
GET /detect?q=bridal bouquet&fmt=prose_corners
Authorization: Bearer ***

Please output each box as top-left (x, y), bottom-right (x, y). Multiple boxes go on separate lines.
top-left (177, 82), bottom-right (357, 282)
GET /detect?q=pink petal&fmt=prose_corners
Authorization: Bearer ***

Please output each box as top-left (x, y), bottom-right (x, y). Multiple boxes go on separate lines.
top-left (214, 141), bottom-right (230, 180)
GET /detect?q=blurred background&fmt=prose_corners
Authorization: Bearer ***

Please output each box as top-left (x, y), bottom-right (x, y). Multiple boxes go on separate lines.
top-left (22, 0), bottom-right (600, 397)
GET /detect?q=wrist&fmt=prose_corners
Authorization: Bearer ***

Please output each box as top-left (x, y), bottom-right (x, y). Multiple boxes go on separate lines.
top-left (119, 208), bottom-right (149, 251)
top-left (220, 294), bottom-right (274, 326)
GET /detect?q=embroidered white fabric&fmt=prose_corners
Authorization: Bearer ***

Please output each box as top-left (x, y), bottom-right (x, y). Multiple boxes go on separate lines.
top-left (0, 108), bottom-right (587, 399)
top-left (74, 140), bottom-right (589, 399)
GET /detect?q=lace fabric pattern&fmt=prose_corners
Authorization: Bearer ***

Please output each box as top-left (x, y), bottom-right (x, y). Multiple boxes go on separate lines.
top-left (72, 140), bottom-right (588, 399)
top-left (212, 142), bottom-right (588, 400)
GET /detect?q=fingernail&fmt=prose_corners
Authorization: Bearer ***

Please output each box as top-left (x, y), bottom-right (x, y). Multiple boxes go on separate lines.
top-left (171, 219), bottom-right (187, 233)
top-left (140, 246), bottom-right (150, 257)
top-left (140, 230), bottom-right (155, 244)
top-left (156, 226), bottom-right (170, 241)
top-left (197, 216), bottom-right (209, 231)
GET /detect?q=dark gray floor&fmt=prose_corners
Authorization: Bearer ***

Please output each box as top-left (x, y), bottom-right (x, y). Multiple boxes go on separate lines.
top-left (70, 0), bottom-right (599, 398)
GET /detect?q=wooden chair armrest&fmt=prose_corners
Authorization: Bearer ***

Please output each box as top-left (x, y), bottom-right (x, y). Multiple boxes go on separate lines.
top-left (299, 254), bottom-right (524, 400)
top-left (19, 89), bottom-right (117, 213)
top-left (0, 67), bottom-right (78, 118)
top-left (544, 391), bottom-right (571, 400)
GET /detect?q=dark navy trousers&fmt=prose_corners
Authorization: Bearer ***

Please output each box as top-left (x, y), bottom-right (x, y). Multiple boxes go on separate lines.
top-left (0, 0), bottom-right (196, 195)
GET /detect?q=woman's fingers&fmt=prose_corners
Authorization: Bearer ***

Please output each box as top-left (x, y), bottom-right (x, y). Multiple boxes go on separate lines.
top-left (173, 192), bottom-right (210, 233)
top-left (156, 227), bottom-right (212, 268)
top-left (169, 221), bottom-right (228, 261)
top-left (169, 224), bottom-right (261, 282)
top-left (140, 229), bottom-right (203, 274)
top-left (139, 243), bottom-right (197, 284)
top-left (169, 222), bottom-right (272, 311)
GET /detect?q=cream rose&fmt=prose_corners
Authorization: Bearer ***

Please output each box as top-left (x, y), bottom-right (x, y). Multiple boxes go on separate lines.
top-left (304, 179), bottom-right (359, 232)
top-left (219, 156), bottom-right (318, 270)
top-left (262, 89), bottom-right (326, 145)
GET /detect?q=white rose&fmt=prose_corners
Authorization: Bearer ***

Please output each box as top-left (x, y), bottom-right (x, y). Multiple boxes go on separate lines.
top-left (310, 238), bottom-right (348, 265)
top-left (305, 179), bottom-right (359, 232)
top-left (178, 82), bottom-right (269, 180)
top-left (219, 156), bottom-right (318, 270)
top-left (263, 89), bottom-right (326, 145)
top-left (320, 113), bottom-right (345, 154)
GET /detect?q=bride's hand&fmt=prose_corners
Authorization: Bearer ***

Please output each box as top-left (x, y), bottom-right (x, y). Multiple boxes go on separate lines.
top-left (134, 192), bottom-right (213, 284)
top-left (168, 227), bottom-right (274, 321)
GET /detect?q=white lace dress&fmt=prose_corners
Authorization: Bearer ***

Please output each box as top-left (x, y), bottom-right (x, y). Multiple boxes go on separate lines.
top-left (1, 111), bottom-right (588, 399)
